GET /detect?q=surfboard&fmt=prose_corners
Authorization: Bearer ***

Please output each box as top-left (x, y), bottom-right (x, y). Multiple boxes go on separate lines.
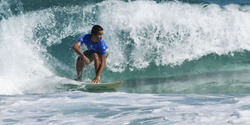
top-left (61, 81), bottom-right (123, 92)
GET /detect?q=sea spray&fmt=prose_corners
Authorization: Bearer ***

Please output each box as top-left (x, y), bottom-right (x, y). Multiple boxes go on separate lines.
top-left (1, 0), bottom-right (250, 94)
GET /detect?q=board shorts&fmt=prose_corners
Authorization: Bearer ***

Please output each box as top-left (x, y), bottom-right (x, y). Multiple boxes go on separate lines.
top-left (78, 49), bottom-right (109, 65)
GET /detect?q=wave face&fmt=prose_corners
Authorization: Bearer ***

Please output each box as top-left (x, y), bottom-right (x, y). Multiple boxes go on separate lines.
top-left (1, 0), bottom-right (250, 94)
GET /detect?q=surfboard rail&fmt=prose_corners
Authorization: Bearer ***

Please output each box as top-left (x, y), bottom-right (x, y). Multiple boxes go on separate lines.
top-left (61, 81), bottom-right (123, 92)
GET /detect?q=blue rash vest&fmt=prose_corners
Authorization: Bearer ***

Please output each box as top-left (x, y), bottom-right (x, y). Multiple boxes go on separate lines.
top-left (78, 34), bottom-right (108, 55)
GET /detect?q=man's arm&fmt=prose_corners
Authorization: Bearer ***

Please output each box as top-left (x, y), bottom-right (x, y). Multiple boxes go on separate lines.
top-left (92, 54), bottom-right (107, 83)
top-left (72, 42), bottom-right (90, 65)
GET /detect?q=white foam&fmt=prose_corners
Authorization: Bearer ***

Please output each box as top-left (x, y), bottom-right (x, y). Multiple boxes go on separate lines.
top-left (0, 9), bottom-right (55, 94)
top-left (99, 1), bottom-right (250, 71)
top-left (1, 92), bottom-right (250, 124)
top-left (1, 1), bottom-right (250, 94)
top-left (0, 3), bottom-right (89, 94)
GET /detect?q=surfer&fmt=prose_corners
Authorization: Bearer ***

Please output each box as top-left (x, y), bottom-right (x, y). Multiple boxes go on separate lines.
top-left (73, 25), bottom-right (108, 83)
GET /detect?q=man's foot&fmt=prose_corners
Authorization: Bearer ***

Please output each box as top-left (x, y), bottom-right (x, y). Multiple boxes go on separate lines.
top-left (75, 77), bottom-right (82, 81)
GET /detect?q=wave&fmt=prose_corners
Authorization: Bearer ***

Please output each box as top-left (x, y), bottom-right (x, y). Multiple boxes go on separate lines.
top-left (1, 0), bottom-right (250, 94)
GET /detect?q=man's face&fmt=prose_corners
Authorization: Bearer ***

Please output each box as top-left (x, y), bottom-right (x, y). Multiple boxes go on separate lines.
top-left (93, 30), bottom-right (104, 42)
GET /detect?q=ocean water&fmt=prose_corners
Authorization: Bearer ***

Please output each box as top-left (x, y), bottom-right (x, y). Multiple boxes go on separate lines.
top-left (1, 0), bottom-right (250, 124)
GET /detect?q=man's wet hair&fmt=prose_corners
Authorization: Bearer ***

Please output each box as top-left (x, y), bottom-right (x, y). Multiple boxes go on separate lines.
top-left (91, 25), bottom-right (103, 35)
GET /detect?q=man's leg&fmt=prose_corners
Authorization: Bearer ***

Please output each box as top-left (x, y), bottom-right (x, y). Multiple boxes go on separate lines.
top-left (92, 53), bottom-right (100, 74)
top-left (76, 56), bottom-right (84, 81)
top-left (92, 52), bottom-right (108, 75)
top-left (76, 50), bottom-right (94, 81)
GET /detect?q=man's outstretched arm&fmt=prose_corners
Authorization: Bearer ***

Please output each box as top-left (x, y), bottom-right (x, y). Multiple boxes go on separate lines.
top-left (92, 54), bottom-right (107, 83)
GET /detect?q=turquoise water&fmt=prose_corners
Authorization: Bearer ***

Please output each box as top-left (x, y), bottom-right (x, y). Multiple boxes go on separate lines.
top-left (1, 0), bottom-right (250, 124)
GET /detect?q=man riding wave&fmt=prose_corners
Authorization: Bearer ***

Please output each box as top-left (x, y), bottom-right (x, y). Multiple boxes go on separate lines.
top-left (72, 25), bottom-right (108, 83)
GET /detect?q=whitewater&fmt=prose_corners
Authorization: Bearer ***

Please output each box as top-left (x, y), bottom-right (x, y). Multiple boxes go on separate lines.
top-left (1, 0), bottom-right (250, 124)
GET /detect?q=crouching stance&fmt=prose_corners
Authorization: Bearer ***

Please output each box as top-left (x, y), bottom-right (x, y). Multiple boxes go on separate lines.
top-left (72, 25), bottom-right (108, 83)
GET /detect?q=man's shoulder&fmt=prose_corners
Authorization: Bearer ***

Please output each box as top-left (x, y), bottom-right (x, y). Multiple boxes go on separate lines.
top-left (81, 33), bottom-right (91, 39)
top-left (99, 39), bottom-right (108, 50)
top-left (100, 39), bottom-right (106, 43)
top-left (99, 39), bottom-right (107, 46)
top-left (79, 33), bottom-right (91, 44)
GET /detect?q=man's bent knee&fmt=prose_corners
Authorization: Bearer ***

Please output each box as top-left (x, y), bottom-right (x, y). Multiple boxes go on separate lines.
top-left (92, 53), bottom-right (100, 61)
top-left (77, 56), bottom-right (85, 66)
top-left (77, 56), bottom-right (83, 62)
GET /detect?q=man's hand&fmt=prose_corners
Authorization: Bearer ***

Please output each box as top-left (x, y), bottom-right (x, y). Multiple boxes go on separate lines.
top-left (73, 42), bottom-right (91, 65)
top-left (83, 56), bottom-right (91, 65)
top-left (92, 76), bottom-right (101, 83)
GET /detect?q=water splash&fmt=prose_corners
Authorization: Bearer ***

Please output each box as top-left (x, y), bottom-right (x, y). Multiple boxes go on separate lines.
top-left (1, 0), bottom-right (250, 94)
